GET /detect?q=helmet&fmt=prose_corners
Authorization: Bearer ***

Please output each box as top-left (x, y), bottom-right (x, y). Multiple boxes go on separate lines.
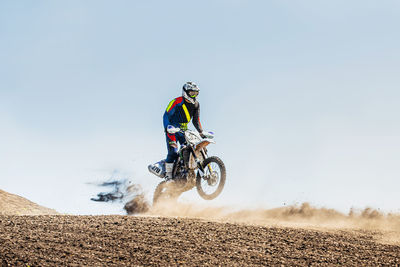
top-left (182, 82), bottom-right (200, 104)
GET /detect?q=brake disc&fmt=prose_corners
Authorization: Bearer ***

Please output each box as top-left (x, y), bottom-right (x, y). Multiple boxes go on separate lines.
top-left (207, 171), bottom-right (219, 186)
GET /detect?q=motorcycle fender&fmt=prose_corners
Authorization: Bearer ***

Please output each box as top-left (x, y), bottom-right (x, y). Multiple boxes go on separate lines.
top-left (194, 139), bottom-right (214, 151)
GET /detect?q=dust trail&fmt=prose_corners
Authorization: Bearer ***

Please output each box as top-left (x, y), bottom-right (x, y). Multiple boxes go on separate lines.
top-left (89, 178), bottom-right (150, 214)
top-left (123, 186), bottom-right (150, 214)
top-left (90, 179), bottom-right (400, 245)
top-left (90, 179), bottom-right (128, 202)
top-left (148, 201), bottom-right (400, 245)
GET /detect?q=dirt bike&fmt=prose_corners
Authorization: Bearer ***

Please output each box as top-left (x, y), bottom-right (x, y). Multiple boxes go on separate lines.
top-left (148, 126), bottom-right (226, 205)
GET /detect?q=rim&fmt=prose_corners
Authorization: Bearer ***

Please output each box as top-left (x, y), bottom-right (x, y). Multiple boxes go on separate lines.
top-left (200, 162), bottom-right (221, 195)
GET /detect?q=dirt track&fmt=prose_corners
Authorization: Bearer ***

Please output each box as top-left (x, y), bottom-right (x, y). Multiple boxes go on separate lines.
top-left (1, 215), bottom-right (399, 266)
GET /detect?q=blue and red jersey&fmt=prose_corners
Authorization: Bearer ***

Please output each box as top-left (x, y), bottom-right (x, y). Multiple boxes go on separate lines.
top-left (163, 96), bottom-right (203, 142)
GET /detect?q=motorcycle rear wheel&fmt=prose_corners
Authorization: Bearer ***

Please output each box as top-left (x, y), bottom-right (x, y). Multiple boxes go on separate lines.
top-left (153, 181), bottom-right (182, 206)
top-left (196, 156), bottom-right (226, 200)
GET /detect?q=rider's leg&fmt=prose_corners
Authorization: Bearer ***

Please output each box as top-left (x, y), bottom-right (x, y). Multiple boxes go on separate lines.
top-left (165, 162), bottom-right (174, 179)
top-left (165, 132), bottom-right (186, 179)
top-left (165, 134), bottom-right (178, 179)
top-left (175, 132), bottom-right (186, 145)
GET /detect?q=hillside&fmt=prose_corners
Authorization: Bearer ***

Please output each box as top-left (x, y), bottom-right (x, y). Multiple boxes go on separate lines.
top-left (0, 189), bottom-right (58, 215)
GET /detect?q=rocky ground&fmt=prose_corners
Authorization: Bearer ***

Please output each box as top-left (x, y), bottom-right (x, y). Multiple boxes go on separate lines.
top-left (1, 215), bottom-right (399, 266)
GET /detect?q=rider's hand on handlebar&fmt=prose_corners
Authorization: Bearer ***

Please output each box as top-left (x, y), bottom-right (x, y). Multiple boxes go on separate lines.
top-left (200, 132), bottom-right (206, 139)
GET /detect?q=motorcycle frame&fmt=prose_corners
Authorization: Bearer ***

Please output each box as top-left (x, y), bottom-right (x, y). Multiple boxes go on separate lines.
top-left (172, 130), bottom-right (215, 178)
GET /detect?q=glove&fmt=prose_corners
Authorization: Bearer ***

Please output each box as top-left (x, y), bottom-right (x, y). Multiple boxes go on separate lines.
top-left (169, 141), bottom-right (178, 149)
top-left (200, 132), bottom-right (206, 139)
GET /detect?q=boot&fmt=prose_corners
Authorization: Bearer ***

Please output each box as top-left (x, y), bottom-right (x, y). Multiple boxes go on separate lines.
top-left (148, 160), bottom-right (165, 178)
top-left (165, 162), bottom-right (174, 179)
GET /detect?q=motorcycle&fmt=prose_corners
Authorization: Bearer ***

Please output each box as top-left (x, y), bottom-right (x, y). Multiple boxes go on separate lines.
top-left (148, 126), bottom-right (226, 205)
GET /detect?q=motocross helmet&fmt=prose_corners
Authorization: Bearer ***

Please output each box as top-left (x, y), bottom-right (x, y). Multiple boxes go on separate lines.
top-left (182, 81), bottom-right (200, 104)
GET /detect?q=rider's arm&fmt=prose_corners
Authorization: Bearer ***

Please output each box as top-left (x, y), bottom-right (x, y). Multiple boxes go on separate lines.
top-left (192, 102), bottom-right (203, 134)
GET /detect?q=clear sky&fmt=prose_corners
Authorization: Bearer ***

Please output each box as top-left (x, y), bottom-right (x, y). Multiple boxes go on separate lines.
top-left (1, 1), bottom-right (399, 214)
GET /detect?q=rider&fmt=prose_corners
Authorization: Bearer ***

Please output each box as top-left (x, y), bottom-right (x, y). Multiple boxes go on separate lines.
top-left (161, 82), bottom-right (205, 179)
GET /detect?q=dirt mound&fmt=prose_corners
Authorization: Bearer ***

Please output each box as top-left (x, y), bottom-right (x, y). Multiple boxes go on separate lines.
top-left (0, 215), bottom-right (399, 266)
top-left (0, 189), bottom-right (57, 215)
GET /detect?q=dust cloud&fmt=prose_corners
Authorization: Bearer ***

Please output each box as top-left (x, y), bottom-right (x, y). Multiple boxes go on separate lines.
top-left (147, 201), bottom-right (400, 245)
top-left (90, 180), bottom-right (400, 245)
top-left (123, 190), bottom-right (150, 214)
top-left (89, 179), bottom-right (150, 214)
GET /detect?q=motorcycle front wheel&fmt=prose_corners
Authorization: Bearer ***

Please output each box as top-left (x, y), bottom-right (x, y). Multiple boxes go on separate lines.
top-left (196, 156), bottom-right (226, 200)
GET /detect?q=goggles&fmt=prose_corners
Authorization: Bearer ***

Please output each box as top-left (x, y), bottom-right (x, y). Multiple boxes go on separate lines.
top-left (187, 90), bottom-right (199, 98)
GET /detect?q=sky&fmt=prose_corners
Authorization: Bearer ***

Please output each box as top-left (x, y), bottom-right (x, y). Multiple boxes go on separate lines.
top-left (1, 0), bottom-right (400, 214)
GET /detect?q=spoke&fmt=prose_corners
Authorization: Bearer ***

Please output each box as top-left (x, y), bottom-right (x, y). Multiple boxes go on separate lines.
top-left (201, 162), bottom-right (221, 195)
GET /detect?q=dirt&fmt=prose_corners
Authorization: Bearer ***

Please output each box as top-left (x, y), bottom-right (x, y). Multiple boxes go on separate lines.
top-left (124, 194), bottom-right (150, 214)
top-left (0, 190), bottom-right (57, 216)
top-left (1, 189), bottom-right (399, 266)
top-left (0, 215), bottom-right (399, 266)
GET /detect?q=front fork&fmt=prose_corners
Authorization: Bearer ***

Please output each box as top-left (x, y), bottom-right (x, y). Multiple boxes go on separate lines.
top-left (189, 146), bottom-right (204, 173)
top-left (190, 147), bottom-right (212, 177)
